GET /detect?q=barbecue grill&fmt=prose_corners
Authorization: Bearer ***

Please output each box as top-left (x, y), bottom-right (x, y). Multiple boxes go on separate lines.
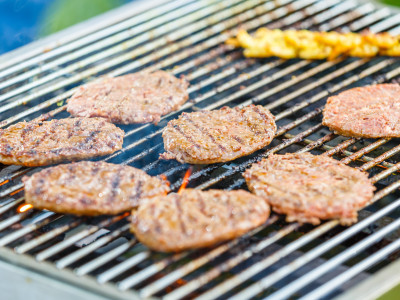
top-left (1, 0), bottom-right (400, 299)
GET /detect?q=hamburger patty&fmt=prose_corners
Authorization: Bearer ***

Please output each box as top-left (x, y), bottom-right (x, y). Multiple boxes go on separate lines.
top-left (244, 153), bottom-right (375, 225)
top-left (23, 161), bottom-right (170, 216)
top-left (67, 70), bottom-right (189, 124)
top-left (322, 84), bottom-right (400, 138)
top-left (0, 118), bottom-right (124, 166)
top-left (160, 105), bottom-right (277, 164)
top-left (131, 189), bottom-right (270, 252)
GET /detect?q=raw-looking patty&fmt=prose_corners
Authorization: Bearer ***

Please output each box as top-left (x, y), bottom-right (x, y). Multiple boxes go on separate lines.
top-left (131, 189), bottom-right (270, 252)
top-left (160, 105), bottom-right (277, 164)
top-left (322, 84), bottom-right (400, 138)
top-left (23, 161), bottom-right (170, 216)
top-left (0, 118), bottom-right (124, 166)
top-left (244, 153), bottom-right (375, 225)
top-left (67, 70), bottom-right (189, 124)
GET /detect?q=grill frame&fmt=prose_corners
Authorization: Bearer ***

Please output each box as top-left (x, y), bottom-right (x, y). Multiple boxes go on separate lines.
top-left (0, 0), bottom-right (400, 299)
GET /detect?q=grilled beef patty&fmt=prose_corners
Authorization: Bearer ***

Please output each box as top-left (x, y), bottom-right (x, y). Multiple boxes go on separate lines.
top-left (0, 118), bottom-right (124, 166)
top-left (23, 161), bottom-right (170, 216)
top-left (244, 153), bottom-right (375, 225)
top-left (322, 84), bottom-right (400, 138)
top-left (131, 189), bottom-right (270, 252)
top-left (160, 105), bottom-right (277, 164)
top-left (67, 70), bottom-right (189, 124)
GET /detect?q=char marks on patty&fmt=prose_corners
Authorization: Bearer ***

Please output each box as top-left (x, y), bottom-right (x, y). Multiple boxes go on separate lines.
top-left (160, 105), bottom-right (277, 164)
top-left (67, 70), bottom-right (189, 124)
top-left (0, 118), bottom-right (124, 166)
top-left (23, 161), bottom-right (170, 216)
top-left (244, 153), bottom-right (375, 225)
top-left (131, 189), bottom-right (270, 252)
top-left (322, 83), bottom-right (400, 138)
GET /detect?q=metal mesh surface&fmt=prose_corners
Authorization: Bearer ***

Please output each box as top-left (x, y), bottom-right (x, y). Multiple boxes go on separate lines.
top-left (0, 0), bottom-right (400, 299)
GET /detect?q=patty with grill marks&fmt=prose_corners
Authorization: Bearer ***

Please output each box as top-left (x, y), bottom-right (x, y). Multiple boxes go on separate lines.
top-left (67, 70), bottom-right (189, 124)
top-left (131, 189), bottom-right (270, 252)
top-left (160, 105), bottom-right (277, 164)
top-left (23, 161), bottom-right (170, 216)
top-left (244, 153), bottom-right (375, 225)
top-left (0, 118), bottom-right (124, 166)
top-left (323, 84), bottom-right (400, 138)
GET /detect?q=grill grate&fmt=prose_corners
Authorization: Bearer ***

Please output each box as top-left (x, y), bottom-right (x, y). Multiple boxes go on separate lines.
top-left (0, 0), bottom-right (400, 299)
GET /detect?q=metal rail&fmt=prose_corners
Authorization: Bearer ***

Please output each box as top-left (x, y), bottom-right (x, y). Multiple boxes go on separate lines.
top-left (0, 0), bottom-right (399, 299)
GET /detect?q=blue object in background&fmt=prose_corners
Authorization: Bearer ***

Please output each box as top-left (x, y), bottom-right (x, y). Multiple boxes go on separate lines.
top-left (0, 0), bottom-right (51, 54)
top-left (0, 0), bottom-right (129, 55)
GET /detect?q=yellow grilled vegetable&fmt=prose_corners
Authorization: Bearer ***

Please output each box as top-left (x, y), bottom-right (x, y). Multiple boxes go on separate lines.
top-left (227, 28), bottom-right (400, 60)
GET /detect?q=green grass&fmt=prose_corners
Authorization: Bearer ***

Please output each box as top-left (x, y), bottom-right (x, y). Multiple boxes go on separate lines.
top-left (39, 0), bottom-right (124, 36)
top-left (380, 0), bottom-right (400, 7)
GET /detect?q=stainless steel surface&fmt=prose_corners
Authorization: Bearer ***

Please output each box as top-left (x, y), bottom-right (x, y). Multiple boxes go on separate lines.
top-left (0, 259), bottom-right (108, 300)
top-left (0, 0), bottom-right (400, 299)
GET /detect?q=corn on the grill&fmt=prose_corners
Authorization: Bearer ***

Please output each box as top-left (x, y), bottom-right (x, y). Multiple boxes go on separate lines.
top-left (226, 29), bottom-right (400, 60)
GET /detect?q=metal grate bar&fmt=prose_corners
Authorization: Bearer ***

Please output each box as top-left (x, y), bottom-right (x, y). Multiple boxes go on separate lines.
top-left (0, 0), bottom-right (292, 115)
top-left (115, 251), bottom-right (191, 290)
top-left (294, 134), bottom-right (398, 170)
top-left (0, 0), bottom-right (216, 90)
top-left (0, 0), bottom-right (238, 101)
top-left (0, 197), bottom-right (24, 215)
top-left (0, 0), bottom-right (175, 73)
top-left (373, 177), bottom-right (400, 202)
top-left (202, 196), bottom-right (400, 300)
top-left (135, 57), bottom-right (395, 188)
top-left (296, 133), bottom-right (336, 154)
top-left (35, 214), bottom-right (127, 262)
top-left (0, 0), bottom-right (364, 190)
top-left (164, 134), bottom-right (361, 299)
top-left (148, 119), bottom-right (400, 299)
top-left (163, 221), bottom-right (321, 300)
top-left (348, 7), bottom-right (391, 32)
top-left (273, 58), bottom-right (396, 120)
top-left (15, 218), bottom-right (83, 254)
top-left (178, 110), bottom-right (400, 299)
top-left (341, 139), bottom-right (390, 165)
top-left (263, 217), bottom-right (400, 300)
top-left (195, 222), bottom-right (340, 300)
top-left (300, 237), bottom-right (400, 299)
top-left (360, 144), bottom-right (400, 171)
top-left (0, 0), bottom-right (320, 129)
top-left (96, 251), bottom-right (156, 284)
top-left (75, 239), bottom-right (137, 277)
top-left (0, 169), bottom-right (31, 187)
top-left (0, 212), bottom-right (31, 232)
top-left (116, 10), bottom-right (400, 181)
top-left (55, 224), bottom-right (131, 269)
top-left (0, 212), bottom-right (59, 247)
top-left (112, 217), bottom-right (278, 289)
top-left (137, 218), bottom-right (286, 298)
top-left (202, 4), bottom-right (374, 111)
top-left (0, 40), bottom-right (230, 128)
top-left (0, 183), bottom-right (24, 198)
top-left (0, 1), bottom-right (400, 299)
top-left (191, 59), bottom-right (400, 192)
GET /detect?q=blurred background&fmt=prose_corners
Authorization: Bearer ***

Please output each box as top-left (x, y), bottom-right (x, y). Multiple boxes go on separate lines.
top-left (0, 0), bottom-right (132, 54)
top-left (0, 0), bottom-right (399, 55)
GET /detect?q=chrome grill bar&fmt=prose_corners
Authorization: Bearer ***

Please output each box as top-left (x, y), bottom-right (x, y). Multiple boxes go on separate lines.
top-left (0, 0), bottom-right (211, 89)
top-left (0, 0), bottom-right (358, 183)
top-left (0, 0), bottom-right (291, 114)
top-left (302, 237), bottom-right (400, 300)
top-left (262, 215), bottom-right (400, 300)
top-left (0, 0), bottom-right (174, 73)
top-left (0, 0), bottom-right (400, 299)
